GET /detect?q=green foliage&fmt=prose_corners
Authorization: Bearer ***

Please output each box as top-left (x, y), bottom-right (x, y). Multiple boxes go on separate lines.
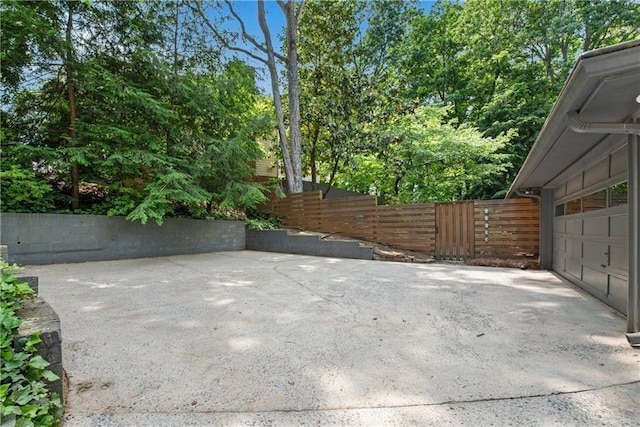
top-left (1, 0), bottom-right (271, 222)
top-left (334, 107), bottom-right (512, 203)
top-left (0, 260), bottom-right (64, 427)
top-left (244, 208), bottom-right (282, 231)
top-left (0, 166), bottom-right (55, 213)
top-left (298, 0), bottom-right (417, 193)
top-left (3, 0), bottom-right (637, 211)
top-left (126, 171), bottom-right (211, 225)
top-left (397, 0), bottom-right (640, 198)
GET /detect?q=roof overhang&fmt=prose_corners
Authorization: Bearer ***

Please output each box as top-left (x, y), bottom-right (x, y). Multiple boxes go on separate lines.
top-left (508, 40), bottom-right (640, 197)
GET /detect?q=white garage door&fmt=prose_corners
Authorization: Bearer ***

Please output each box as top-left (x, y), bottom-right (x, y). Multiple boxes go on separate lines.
top-left (552, 150), bottom-right (628, 314)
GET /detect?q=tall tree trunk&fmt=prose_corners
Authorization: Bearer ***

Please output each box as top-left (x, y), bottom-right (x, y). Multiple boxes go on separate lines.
top-left (258, 0), bottom-right (297, 193)
top-left (193, 0), bottom-right (305, 193)
top-left (65, 1), bottom-right (79, 210)
top-left (167, 0), bottom-right (181, 158)
top-left (310, 122), bottom-right (320, 190)
top-left (284, 0), bottom-right (303, 193)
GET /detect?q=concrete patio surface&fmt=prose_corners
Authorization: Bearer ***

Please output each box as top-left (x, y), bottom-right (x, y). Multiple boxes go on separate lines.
top-left (24, 251), bottom-right (640, 426)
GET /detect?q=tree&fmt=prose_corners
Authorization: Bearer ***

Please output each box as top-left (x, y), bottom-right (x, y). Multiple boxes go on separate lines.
top-left (190, 0), bottom-right (306, 194)
top-left (297, 0), bottom-right (417, 195)
top-left (297, 0), bottom-right (362, 191)
top-left (334, 107), bottom-right (513, 203)
top-left (398, 0), bottom-right (640, 198)
top-left (1, 0), bottom-right (271, 222)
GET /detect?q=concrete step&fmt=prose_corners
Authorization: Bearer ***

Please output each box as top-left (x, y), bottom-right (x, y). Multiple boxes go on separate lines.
top-left (246, 229), bottom-right (373, 260)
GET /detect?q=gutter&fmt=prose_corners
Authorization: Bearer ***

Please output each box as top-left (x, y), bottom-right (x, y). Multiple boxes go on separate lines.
top-left (567, 111), bottom-right (640, 135)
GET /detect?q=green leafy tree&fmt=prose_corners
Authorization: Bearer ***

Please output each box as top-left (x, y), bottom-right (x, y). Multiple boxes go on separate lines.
top-left (334, 107), bottom-right (513, 203)
top-left (297, 0), bottom-right (417, 195)
top-left (398, 0), bottom-right (639, 199)
top-left (1, 0), bottom-right (271, 223)
top-left (189, 0), bottom-right (307, 194)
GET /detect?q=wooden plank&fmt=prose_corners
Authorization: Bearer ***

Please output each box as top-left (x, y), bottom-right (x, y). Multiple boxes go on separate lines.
top-left (265, 192), bottom-right (539, 259)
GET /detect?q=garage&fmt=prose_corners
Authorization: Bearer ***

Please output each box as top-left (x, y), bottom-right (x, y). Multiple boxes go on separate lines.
top-left (508, 40), bottom-right (640, 341)
top-left (552, 147), bottom-right (628, 313)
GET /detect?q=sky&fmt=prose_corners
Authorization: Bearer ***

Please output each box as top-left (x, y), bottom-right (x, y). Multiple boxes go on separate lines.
top-left (216, 1), bottom-right (436, 93)
top-left (224, 1), bottom-right (436, 39)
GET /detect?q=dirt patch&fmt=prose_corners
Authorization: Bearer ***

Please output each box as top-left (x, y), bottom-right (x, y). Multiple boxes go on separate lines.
top-left (285, 229), bottom-right (541, 269)
top-left (466, 257), bottom-right (542, 270)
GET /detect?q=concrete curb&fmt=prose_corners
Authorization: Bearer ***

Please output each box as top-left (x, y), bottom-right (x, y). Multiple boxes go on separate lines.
top-left (246, 229), bottom-right (374, 260)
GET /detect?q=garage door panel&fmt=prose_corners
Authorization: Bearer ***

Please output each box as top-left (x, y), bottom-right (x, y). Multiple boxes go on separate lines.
top-left (552, 171), bottom-right (628, 316)
top-left (583, 241), bottom-right (608, 265)
top-left (566, 219), bottom-right (582, 235)
top-left (608, 275), bottom-right (628, 315)
top-left (553, 253), bottom-right (566, 272)
top-left (583, 217), bottom-right (608, 236)
top-left (554, 218), bottom-right (566, 233)
top-left (609, 245), bottom-right (628, 272)
top-left (609, 214), bottom-right (627, 237)
top-left (566, 258), bottom-right (581, 279)
top-left (568, 239), bottom-right (582, 257)
top-left (582, 266), bottom-right (608, 294)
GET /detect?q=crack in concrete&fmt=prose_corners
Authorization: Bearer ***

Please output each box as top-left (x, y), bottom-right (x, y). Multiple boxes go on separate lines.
top-left (144, 379), bottom-right (640, 415)
top-left (65, 381), bottom-right (640, 419)
top-left (273, 265), bottom-right (348, 311)
top-left (428, 379), bottom-right (640, 407)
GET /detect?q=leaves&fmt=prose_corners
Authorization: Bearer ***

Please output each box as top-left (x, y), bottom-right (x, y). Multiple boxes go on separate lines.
top-left (335, 107), bottom-right (512, 203)
top-left (3, 0), bottom-right (637, 215)
top-left (298, 0), bottom-right (416, 193)
top-left (1, 0), bottom-right (271, 221)
top-left (395, 0), bottom-right (640, 198)
top-left (0, 261), bottom-right (65, 426)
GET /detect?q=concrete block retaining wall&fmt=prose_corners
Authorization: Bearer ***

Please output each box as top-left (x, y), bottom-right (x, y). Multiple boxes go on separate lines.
top-left (0, 213), bottom-right (245, 265)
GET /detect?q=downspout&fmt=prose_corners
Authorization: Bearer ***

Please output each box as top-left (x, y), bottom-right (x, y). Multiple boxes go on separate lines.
top-left (566, 111), bottom-right (640, 345)
top-left (515, 188), bottom-right (541, 200)
top-left (627, 127), bottom-right (640, 345)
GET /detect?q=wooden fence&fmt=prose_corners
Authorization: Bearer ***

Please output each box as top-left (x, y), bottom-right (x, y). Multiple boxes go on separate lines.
top-left (264, 191), bottom-right (539, 260)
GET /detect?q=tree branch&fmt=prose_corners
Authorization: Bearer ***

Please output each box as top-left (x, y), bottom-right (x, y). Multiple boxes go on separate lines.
top-left (296, 0), bottom-right (306, 23)
top-left (188, 2), bottom-right (268, 65)
top-left (225, 1), bottom-right (267, 52)
top-left (226, 0), bottom-right (287, 63)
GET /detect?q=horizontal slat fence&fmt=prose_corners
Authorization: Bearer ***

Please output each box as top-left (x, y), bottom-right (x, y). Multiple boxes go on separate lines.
top-left (474, 199), bottom-right (540, 257)
top-left (321, 196), bottom-right (378, 241)
top-left (265, 191), bottom-right (539, 259)
top-left (376, 204), bottom-right (436, 253)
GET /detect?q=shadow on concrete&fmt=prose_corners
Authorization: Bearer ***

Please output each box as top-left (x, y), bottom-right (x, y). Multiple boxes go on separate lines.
top-left (24, 251), bottom-right (640, 426)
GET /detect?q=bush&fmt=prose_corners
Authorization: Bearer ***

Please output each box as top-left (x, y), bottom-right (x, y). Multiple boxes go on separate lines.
top-left (0, 261), bottom-right (64, 426)
top-left (244, 207), bottom-right (282, 230)
top-left (0, 166), bottom-right (55, 213)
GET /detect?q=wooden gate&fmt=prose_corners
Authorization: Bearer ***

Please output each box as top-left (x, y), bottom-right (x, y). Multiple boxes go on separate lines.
top-left (435, 201), bottom-right (475, 260)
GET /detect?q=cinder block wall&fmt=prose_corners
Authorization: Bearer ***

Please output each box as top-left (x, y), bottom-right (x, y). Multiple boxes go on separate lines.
top-left (0, 213), bottom-right (245, 264)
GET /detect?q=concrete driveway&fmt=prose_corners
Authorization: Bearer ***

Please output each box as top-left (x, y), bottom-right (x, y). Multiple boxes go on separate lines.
top-left (25, 251), bottom-right (640, 426)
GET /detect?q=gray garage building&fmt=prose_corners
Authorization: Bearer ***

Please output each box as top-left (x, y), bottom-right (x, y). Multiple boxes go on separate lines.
top-left (508, 40), bottom-right (640, 342)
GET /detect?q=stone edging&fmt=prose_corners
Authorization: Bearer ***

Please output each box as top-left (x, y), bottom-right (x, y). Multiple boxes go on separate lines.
top-left (15, 276), bottom-right (66, 404)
